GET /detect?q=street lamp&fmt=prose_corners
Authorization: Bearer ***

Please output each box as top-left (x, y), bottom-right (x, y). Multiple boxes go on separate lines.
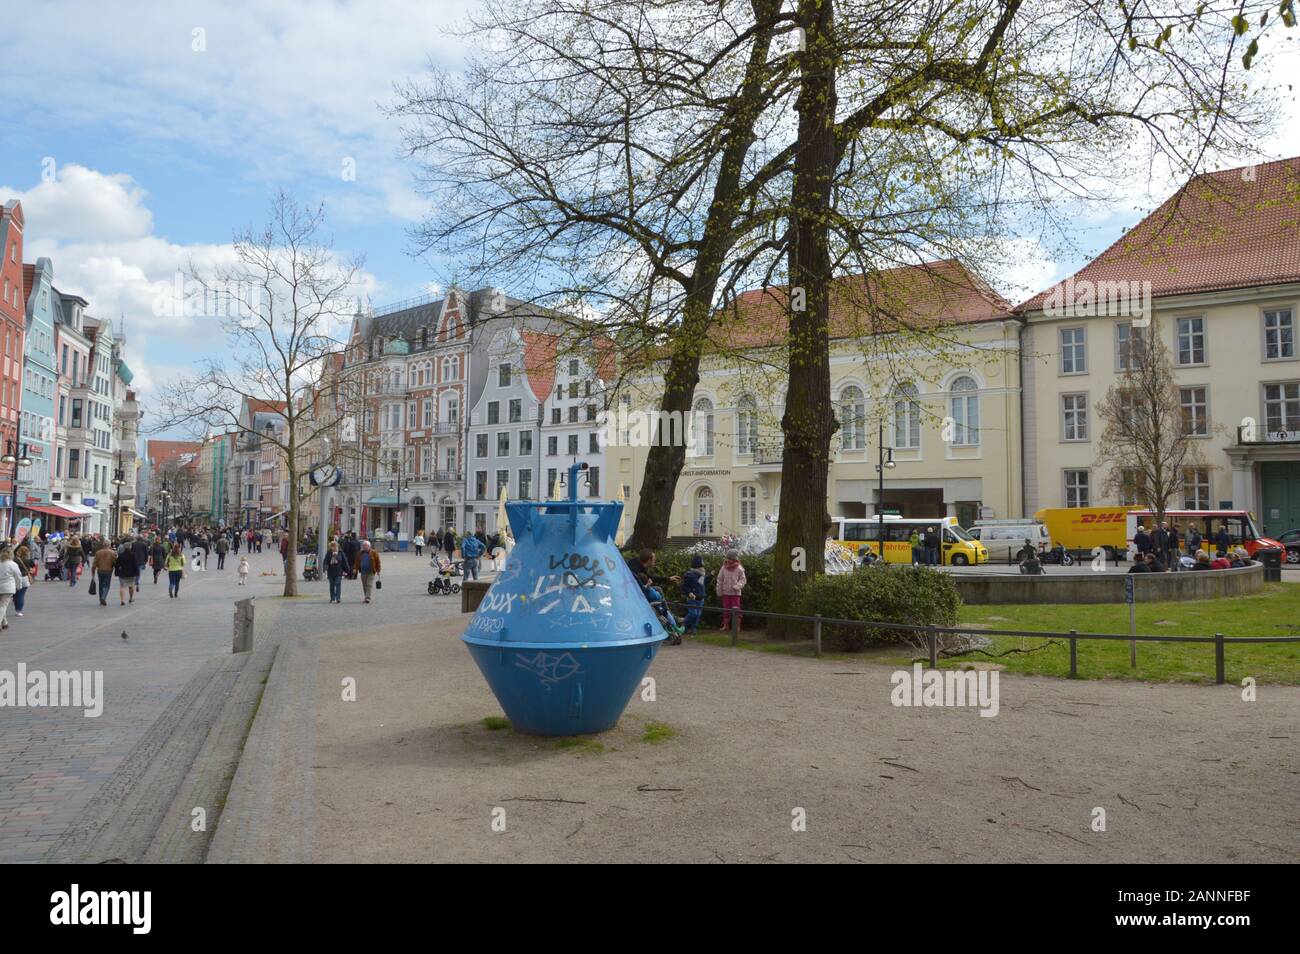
top-left (875, 421), bottom-right (895, 550)
top-left (2, 439), bottom-right (32, 541)
top-left (111, 453), bottom-right (126, 537)
top-left (388, 457), bottom-right (410, 544)
top-left (159, 480), bottom-right (172, 536)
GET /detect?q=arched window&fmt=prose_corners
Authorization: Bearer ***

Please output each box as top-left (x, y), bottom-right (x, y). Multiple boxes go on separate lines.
top-left (838, 385), bottom-right (865, 450)
top-left (739, 485), bottom-right (757, 526)
top-left (893, 383), bottom-right (921, 448)
top-left (695, 486), bottom-right (715, 535)
top-left (736, 396), bottom-right (758, 456)
top-left (692, 397), bottom-right (715, 456)
top-left (949, 376), bottom-right (980, 446)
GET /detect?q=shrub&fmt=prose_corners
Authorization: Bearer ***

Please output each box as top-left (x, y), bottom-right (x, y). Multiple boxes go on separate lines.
top-left (791, 565), bottom-right (962, 651)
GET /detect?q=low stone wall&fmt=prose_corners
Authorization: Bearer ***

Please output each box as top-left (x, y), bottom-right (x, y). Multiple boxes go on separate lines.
top-left (461, 579), bottom-right (491, 613)
top-left (952, 562), bottom-right (1264, 605)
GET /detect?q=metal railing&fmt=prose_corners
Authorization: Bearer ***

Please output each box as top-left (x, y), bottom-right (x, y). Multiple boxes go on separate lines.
top-left (663, 601), bottom-right (1299, 683)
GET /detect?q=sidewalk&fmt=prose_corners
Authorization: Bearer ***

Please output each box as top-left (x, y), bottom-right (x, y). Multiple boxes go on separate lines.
top-left (294, 616), bottom-right (1300, 863)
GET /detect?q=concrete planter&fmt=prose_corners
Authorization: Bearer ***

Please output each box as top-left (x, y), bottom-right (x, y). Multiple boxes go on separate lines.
top-left (952, 562), bottom-right (1264, 605)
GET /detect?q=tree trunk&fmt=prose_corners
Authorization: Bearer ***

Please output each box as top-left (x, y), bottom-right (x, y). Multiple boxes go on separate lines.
top-left (626, 0), bottom-right (781, 551)
top-left (283, 451), bottom-right (299, 597)
top-left (770, 0), bottom-right (837, 634)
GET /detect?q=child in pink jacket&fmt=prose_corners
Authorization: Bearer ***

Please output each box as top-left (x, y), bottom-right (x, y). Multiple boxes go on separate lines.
top-left (716, 549), bottom-right (747, 632)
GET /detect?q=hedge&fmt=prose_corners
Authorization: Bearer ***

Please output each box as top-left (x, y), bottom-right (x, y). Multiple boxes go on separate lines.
top-left (628, 548), bottom-right (774, 629)
top-left (791, 565), bottom-right (962, 651)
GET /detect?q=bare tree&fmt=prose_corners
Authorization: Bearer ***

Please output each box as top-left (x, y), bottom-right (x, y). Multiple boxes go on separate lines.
top-left (1095, 328), bottom-right (1204, 521)
top-left (153, 193), bottom-right (363, 596)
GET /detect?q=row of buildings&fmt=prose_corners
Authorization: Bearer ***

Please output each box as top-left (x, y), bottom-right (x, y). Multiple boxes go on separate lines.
top-left (613, 157), bottom-right (1300, 540)
top-left (0, 199), bottom-right (141, 540)
top-left (159, 157), bottom-right (1300, 544)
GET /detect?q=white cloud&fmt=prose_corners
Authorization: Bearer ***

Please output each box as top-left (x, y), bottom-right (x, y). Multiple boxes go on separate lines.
top-left (5, 165), bottom-right (153, 242)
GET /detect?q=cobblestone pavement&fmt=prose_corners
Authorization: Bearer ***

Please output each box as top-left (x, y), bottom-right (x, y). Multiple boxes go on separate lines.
top-left (0, 542), bottom-right (465, 862)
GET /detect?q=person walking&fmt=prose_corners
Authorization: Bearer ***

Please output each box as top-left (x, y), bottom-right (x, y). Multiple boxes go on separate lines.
top-left (1214, 524), bottom-right (1231, 557)
top-left (237, 556), bottom-right (250, 585)
top-left (460, 531), bottom-right (485, 581)
top-left (12, 543), bottom-right (34, 618)
top-left (442, 528), bottom-right (456, 562)
top-left (150, 537), bottom-right (167, 585)
top-left (92, 540), bottom-right (117, 607)
top-left (0, 547), bottom-right (25, 631)
top-left (115, 543), bottom-right (140, 606)
top-left (716, 549), bottom-right (747, 632)
top-left (215, 534), bottom-right (229, 570)
top-left (352, 540), bottom-right (381, 604)
top-left (165, 544), bottom-right (187, 598)
top-left (414, 531), bottom-right (425, 558)
top-left (279, 532), bottom-right (290, 573)
top-left (62, 534), bottom-right (85, 587)
top-left (324, 540), bottom-right (347, 604)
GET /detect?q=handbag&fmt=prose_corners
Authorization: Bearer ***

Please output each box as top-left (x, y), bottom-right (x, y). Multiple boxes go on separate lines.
top-left (89, 578), bottom-right (97, 596)
top-left (375, 579), bottom-right (382, 590)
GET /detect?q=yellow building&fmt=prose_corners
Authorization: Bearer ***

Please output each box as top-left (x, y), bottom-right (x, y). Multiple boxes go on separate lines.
top-left (609, 260), bottom-right (1023, 538)
top-left (1019, 158), bottom-right (1300, 537)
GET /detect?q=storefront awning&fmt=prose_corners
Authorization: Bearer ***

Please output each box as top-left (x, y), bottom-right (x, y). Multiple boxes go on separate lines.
top-left (22, 503), bottom-right (80, 519)
top-left (59, 503), bottom-right (101, 516)
top-left (128, 508), bottom-right (147, 519)
top-left (365, 496), bottom-right (399, 506)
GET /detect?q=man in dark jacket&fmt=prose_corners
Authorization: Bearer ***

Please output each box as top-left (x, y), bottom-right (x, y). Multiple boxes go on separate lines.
top-left (215, 535), bottom-right (229, 569)
top-left (1134, 525), bottom-right (1151, 557)
top-left (341, 533), bottom-right (361, 579)
top-left (1214, 525), bottom-right (1231, 556)
top-left (922, 527), bottom-right (941, 566)
top-left (131, 535), bottom-right (150, 572)
top-left (150, 538), bottom-right (167, 584)
top-left (115, 545), bottom-right (141, 605)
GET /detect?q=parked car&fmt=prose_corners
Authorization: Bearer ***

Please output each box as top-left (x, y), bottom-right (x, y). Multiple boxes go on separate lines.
top-left (1275, 528), bottom-right (1300, 564)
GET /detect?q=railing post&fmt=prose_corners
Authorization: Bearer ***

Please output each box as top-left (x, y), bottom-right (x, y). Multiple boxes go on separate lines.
top-left (1215, 633), bottom-right (1225, 685)
top-left (927, 627), bottom-right (938, 669)
top-left (1068, 630), bottom-right (1078, 678)
top-left (813, 614), bottom-right (822, 657)
top-left (730, 608), bottom-right (739, 647)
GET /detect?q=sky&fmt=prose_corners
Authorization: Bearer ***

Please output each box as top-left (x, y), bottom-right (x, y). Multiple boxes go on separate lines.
top-left (0, 0), bottom-right (1298, 433)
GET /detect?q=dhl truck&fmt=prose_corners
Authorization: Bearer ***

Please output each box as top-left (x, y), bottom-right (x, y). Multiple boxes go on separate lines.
top-left (1035, 507), bottom-right (1282, 558)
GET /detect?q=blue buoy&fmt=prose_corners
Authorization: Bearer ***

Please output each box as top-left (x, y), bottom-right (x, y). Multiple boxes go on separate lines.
top-left (462, 462), bottom-right (666, 735)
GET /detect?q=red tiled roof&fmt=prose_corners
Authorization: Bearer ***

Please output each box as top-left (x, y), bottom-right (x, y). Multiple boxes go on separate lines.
top-left (22, 264), bottom-right (34, 306)
top-left (246, 398), bottom-right (287, 414)
top-left (147, 440), bottom-right (202, 470)
top-left (521, 330), bottom-right (558, 402)
top-left (697, 259), bottom-right (1012, 353)
top-left (1021, 157), bottom-right (1300, 311)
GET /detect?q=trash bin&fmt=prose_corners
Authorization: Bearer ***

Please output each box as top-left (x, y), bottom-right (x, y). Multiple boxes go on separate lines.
top-left (461, 463), bottom-right (666, 736)
top-left (1260, 547), bottom-right (1283, 582)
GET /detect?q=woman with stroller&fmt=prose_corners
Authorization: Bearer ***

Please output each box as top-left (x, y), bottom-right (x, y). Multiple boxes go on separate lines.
top-left (61, 534), bottom-right (85, 587)
top-left (625, 549), bottom-right (684, 645)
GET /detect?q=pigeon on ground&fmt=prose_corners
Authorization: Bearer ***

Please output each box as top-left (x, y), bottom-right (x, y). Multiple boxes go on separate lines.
top-left (121, 631), bottom-right (128, 640)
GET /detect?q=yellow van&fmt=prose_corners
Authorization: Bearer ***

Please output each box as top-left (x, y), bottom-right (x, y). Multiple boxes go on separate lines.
top-left (832, 516), bottom-right (988, 566)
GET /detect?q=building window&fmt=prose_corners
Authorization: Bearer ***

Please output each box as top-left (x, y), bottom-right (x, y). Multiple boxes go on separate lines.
top-left (487, 401), bottom-right (499, 425)
top-left (495, 469), bottom-right (509, 499)
top-left (1062, 393), bottom-right (1088, 441)
top-left (1064, 469), bottom-right (1090, 508)
top-left (567, 406), bottom-right (578, 423)
top-left (496, 432), bottom-right (510, 457)
top-left (446, 395), bottom-right (459, 424)
top-left (445, 447), bottom-right (456, 474)
top-left (1179, 386), bottom-right (1208, 436)
top-left (551, 408), bottom-right (561, 424)
top-left (568, 382), bottom-right (578, 399)
top-left (498, 362), bottom-right (511, 387)
top-left (475, 470), bottom-right (487, 499)
top-left (567, 434), bottom-right (579, 455)
top-left (838, 385), bottom-right (865, 450)
top-left (1265, 382), bottom-right (1300, 434)
top-left (1183, 467), bottom-right (1211, 510)
top-left (1115, 322), bottom-right (1144, 371)
top-left (892, 383), bottom-right (920, 449)
top-left (589, 433), bottom-right (598, 453)
top-left (422, 445), bottom-right (432, 474)
top-left (739, 485), bottom-right (757, 526)
top-left (1176, 316), bottom-right (1206, 365)
top-left (519, 430), bottom-right (532, 456)
top-left (1118, 468), bottom-right (1146, 507)
top-left (948, 376), bottom-right (980, 446)
top-left (519, 468), bottom-right (532, 500)
top-left (1060, 327), bottom-right (1087, 374)
top-left (587, 466), bottom-right (599, 497)
top-left (547, 435), bottom-right (558, 456)
top-left (547, 468), bottom-right (557, 497)
top-left (423, 399), bottom-right (433, 427)
top-left (569, 359), bottom-right (579, 375)
top-left (695, 486), bottom-right (714, 535)
top-left (1264, 308), bottom-right (1295, 360)
top-left (475, 434), bottom-right (488, 458)
top-left (509, 399), bottom-right (522, 423)
top-left (736, 396), bottom-right (759, 455)
top-left (585, 404), bottom-right (596, 422)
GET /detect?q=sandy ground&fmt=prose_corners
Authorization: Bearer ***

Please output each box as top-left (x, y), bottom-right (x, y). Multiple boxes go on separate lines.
top-left (310, 617), bottom-right (1300, 863)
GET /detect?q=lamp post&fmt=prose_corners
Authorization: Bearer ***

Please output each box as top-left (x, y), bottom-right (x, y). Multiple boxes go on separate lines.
top-left (2, 439), bottom-right (32, 542)
top-left (111, 452), bottom-right (126, 537)
top-left (875, 421), bottom-right (895, 551)
top-left (159, 480), bottom-right (171, 538)
top-left (388, 456), bottom-right (410, 547)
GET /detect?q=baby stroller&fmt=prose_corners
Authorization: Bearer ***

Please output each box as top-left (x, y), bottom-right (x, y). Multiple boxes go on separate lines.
top-left (44, 550), bottom-right (64, 581)
top-left (428, 555), bottom-right (462, 595)
top-left (643, 584), bottom-right (684, 646)
top-left (302, 552), bottom-right (321, 582)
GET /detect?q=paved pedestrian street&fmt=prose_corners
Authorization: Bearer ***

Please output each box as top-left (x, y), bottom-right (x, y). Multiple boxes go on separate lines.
top-left (0, 545), bottom-right (462, 862)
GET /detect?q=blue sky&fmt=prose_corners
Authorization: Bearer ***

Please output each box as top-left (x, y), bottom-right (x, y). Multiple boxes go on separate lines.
top-left (1, 0), bottom-right (1298, 425)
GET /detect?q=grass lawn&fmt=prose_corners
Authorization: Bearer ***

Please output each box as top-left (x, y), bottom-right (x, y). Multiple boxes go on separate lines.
top-left (695, 583), bottom-right (1300, 685)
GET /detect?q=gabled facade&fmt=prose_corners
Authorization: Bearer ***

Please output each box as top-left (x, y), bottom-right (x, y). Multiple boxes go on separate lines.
top-left (0, 201), bottom-right (26, 531)
top-left (19, 256), bottom-right (57, 510)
